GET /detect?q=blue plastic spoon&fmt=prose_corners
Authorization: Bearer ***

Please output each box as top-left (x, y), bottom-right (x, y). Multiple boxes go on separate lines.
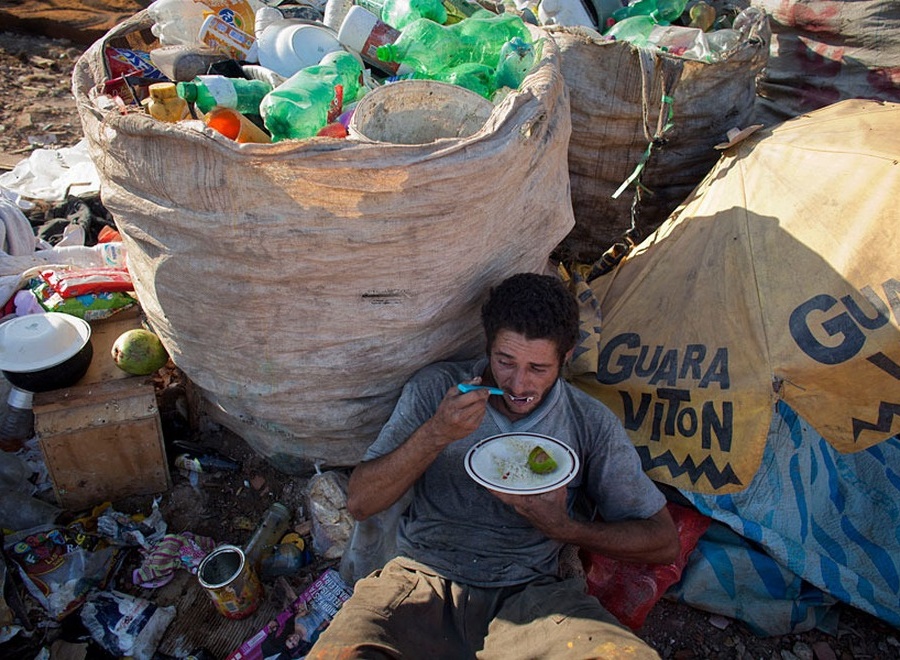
top-left (457, 383), bottom-right (505, 396)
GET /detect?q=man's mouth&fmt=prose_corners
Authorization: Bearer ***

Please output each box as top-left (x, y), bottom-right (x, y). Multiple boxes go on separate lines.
top-left (507, 394), bottom-right (535, 404)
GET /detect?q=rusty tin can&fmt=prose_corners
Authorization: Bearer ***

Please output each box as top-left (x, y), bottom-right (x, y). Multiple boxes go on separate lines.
top-left (197, 544), bottom-right (262, 619)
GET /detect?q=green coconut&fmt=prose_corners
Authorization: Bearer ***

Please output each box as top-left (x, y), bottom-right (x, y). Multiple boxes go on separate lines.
top-left (111, 328), bottom-right (169, 375)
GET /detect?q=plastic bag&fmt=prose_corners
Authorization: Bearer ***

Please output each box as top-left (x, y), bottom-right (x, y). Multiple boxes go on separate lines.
top-left (306, 469), bottom-right (353, 560)
top-left (81, 590), bottom-right (175, 660)
top-left (582, 502), bottom-right (711, 630)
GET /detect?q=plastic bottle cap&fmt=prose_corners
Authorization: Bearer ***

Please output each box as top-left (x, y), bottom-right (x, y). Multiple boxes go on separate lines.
top-left (149, 82), bottom-right (179, 100)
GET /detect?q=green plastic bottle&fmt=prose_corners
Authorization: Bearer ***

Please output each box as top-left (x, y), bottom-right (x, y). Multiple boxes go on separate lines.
top-left (453, 13), bottom-right (532, 68)
top-left (603, 14), bottom-right (656, 45)
top-left (176, 76), bottom-right (273, 115)
top-left (376, 13), bottom-right (531, 75)
top-left (493, 36), bottom-right (536, 91)
top-left (381, 0), bottom-right (447, 30)
top-left (608, 0), bottom-right (687, 27)
top-left (375, 19), bottom-right (468, 75)
top-left (260, 51), bottom-right (363, 142)
top-left (428, 62), bottom-right (496, 98)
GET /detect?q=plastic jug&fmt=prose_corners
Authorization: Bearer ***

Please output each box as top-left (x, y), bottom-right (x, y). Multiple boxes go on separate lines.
top-left (147, 0), bottom-right (262, 46)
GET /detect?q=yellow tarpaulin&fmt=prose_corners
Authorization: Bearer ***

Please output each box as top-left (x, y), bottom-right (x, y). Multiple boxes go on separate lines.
top-left (570, 99), bottom-right (900, 494)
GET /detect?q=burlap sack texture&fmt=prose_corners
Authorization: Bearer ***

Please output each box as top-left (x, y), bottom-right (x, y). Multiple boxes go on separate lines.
top-left (545, 10), bottom-right (769, 264)
top-left (72, 12), bottom-right (575, 473)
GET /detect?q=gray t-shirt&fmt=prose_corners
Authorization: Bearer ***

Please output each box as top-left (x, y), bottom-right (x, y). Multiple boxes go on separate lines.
top-left (364, 358), bottom-right (666, 588)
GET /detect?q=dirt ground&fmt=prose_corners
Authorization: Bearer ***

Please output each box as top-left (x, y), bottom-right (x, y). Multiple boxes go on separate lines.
top-left (1, 26), bottom-right (898, 660)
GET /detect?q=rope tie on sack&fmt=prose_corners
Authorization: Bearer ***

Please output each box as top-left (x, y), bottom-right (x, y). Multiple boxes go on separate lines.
top-left (588, 48), bottom-right (683, 283)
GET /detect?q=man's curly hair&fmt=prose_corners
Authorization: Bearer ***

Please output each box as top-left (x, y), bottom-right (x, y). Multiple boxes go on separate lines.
top-left (481, 273), bottom-right (580, 364)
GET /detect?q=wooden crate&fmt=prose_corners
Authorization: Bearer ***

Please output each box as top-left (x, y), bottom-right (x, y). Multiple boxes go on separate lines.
top-left (32, 309), bottom-right (171, 510)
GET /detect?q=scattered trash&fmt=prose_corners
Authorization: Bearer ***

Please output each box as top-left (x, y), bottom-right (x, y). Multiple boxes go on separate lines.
top-left (80, 589), bottom-right (176, 660)
top-left (133, 532), bottom-right (216, 588)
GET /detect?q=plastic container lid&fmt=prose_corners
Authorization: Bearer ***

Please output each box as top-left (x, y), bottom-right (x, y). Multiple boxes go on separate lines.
top-left (0, 313), bottom-right (91, 373)
top-left (257, 20), bottom-right (343, 78)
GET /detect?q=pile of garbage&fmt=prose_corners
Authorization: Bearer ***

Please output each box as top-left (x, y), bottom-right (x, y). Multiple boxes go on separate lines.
top-left (89, 0), bottom-right (543, 145)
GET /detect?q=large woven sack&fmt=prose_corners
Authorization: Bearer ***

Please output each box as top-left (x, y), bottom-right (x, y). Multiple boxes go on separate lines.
top-left (752, 0), bottom-right (900, 125)
top-left (546, 12), bottom-right (769, 263)
top-left (72, 13), bottom-right (574, 473)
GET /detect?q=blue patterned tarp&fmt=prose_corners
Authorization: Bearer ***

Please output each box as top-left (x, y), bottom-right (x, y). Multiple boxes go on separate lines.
top-left (678, 401), bottom-right (900, 629)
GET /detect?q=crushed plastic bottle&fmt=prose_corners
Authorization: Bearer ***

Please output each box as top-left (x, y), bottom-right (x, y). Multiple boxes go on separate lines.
top-left (375, 13), bottom-right (531, 75)
top-left (381, 0), bottom-right (447, 30)
top-left (260, 50), bottom-right (363, 141)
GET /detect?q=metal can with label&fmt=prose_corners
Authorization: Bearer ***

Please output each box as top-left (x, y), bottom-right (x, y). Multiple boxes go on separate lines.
top-left (197, 545), bottom-right (262, 619)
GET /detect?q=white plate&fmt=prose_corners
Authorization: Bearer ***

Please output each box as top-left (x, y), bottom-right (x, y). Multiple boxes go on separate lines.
top-left (464, 432), bottom-right (579, 495)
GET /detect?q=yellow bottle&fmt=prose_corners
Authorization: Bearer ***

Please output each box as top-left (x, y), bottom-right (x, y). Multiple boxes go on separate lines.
top-left (144, 82), bottom-right (189, 122)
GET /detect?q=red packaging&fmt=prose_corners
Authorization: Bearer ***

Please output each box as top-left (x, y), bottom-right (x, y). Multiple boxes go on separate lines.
top-left (40, 267), bottom-right (133, 298)
top-left (104, 47), bottom-right (166, 80)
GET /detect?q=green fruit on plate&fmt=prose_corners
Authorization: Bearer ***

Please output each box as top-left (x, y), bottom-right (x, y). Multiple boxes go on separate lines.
top-left (527, 445), bottom-right (557, 474)
top-left (111, 328), bottom-right (169, 375)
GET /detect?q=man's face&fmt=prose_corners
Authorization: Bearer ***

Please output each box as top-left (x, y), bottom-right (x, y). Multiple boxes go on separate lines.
top-left (488, 329), bottom-right (563, 421)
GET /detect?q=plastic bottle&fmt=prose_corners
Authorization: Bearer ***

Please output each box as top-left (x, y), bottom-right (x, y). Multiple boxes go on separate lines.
top-left (375, 13), bottom-right (530, 75)
top-left (243, 502), bottom-right (291, 568)
top-left (440, 0), bottom-right (485, 24)
top-left (0, 388), bottom-right (34, 452)
top-left (338, 5), bottom-right (411, 76)
top-left (144, 82), bottom-right (191, 122)
top-left (259, 542), bottom-right (313, 578)
top-left (609, 0), bottom-right (685, 24)
top-left (374, 19), bottom-right (467, 74)
top-left (259, 50), bottom-right (363, 141)
top-left (149, 45), bottom-right (230, 82)
top-left (452, 13), bottom-right (532, 68)
top-left (147, 0), bottom-right (262, 47)
top-left (176, 75), bottom-right (273, 115)
top-left (381, 0), bottom-right (447, 30)
top-left (603, 14), bottom-right (655, 45)
top-left (204, 107), bottom-right (272, 143)
top-left (428, 62), bottom-right (497, 98)
top-left (494, 36), bottom-right (536, 90)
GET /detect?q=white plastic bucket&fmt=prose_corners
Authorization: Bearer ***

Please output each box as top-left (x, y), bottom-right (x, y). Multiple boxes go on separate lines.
top-left (348, 80), bottom-right (494, 145)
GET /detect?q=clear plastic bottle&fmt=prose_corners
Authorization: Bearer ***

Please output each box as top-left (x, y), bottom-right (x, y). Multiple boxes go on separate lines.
top-left (260, 50), bottom-right (364, 141)
top-left (381, 0), bottom-right (447, 30)
top-left (176, 75), bottom-right (273, 115)
top-left (243, 502), bottom-right (291, 568)
top-left (144, 82), bottom-right (191, 122)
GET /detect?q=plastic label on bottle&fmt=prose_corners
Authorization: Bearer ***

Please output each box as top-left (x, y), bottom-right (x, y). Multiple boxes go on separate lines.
top-left (197, 75), bottom-right (240, 108)
top-left (199, 14), bottom-right (256, 60)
